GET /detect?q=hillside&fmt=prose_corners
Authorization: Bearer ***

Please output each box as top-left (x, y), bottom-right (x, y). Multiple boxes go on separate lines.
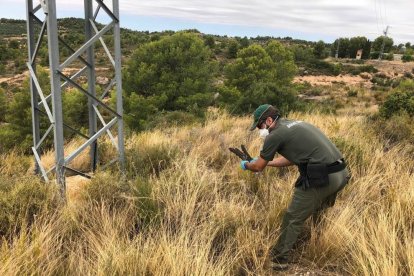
top-left (0, 110), bottom-right (413, 275)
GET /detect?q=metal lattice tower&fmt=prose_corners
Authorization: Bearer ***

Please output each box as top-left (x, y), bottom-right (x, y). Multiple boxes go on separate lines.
top-left (26, 0), bottom-right (125, 196)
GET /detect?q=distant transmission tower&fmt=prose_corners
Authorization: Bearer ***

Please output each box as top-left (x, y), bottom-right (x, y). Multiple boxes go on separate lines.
top-left (26, 0), bottom-right (125, 197)
top-left (378, 25), bottom-right (390, 61)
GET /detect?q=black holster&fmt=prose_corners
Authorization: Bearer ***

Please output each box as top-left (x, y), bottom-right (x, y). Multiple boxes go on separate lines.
top-left (295, 159), bottom-right (346, 190)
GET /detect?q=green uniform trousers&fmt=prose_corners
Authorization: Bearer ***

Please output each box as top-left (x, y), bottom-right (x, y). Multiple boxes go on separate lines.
top-left (272, 168), bottom-right (350, 259)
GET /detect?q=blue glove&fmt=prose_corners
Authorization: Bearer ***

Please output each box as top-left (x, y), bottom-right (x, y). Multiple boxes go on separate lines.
top-left (240, 158), bottom-right (258, 170)
top-left (240, 160), bottom-right (249, 170)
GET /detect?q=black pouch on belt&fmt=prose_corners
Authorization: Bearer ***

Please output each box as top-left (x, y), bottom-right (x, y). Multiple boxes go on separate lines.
top-left (306, 163), bottom-right (329, 188)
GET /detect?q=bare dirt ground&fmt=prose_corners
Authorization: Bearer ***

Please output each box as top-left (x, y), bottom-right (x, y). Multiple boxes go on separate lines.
top-left (294, 59), bottom-right (414, 88)
top-left (0, 67), bottom-right (111, 90)
top-left (365, 59), bottom-right (414, 76)
top-left (294, 74), bottom-right (372, 88)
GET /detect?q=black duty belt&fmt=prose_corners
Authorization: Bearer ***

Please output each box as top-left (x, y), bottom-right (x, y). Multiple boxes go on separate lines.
top-left (298, 158), bottom-right (347, 176)
top-left (326, 158), bottom-right (347, 174)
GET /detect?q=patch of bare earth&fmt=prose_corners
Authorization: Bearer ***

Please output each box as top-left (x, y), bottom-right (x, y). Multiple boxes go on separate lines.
top-left (294, 74), bottom-right (372, 88)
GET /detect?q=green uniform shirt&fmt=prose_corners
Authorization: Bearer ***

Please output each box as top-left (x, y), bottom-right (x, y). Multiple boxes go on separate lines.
top-left (260, 118), bottom-right (343, 165)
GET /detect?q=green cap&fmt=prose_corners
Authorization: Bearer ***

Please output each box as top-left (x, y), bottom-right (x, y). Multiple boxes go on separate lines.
top-left (250, 104), bottom-right (272, 131)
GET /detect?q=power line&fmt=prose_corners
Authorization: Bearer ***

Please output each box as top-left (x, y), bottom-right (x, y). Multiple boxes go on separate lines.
top-left (374, 0), bottom-right (380, 33)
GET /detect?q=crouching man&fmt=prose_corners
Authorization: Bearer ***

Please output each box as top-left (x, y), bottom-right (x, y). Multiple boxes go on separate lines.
top-left (240, 104), bottom-right (349, 271)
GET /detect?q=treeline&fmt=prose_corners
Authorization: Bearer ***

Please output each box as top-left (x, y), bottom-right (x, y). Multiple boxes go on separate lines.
top-left (331, 36), bottom-right (414, 61)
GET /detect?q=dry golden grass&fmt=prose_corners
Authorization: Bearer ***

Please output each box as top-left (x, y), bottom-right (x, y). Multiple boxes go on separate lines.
top-left (0, 108), bottom-right (413, 275)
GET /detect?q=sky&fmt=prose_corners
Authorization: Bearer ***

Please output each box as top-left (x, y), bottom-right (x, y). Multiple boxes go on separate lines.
top-left (1, 0), bottom-right (413, 44)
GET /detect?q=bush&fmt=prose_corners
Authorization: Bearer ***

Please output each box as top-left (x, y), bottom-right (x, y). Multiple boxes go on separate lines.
top-left (306, 59), bottom-right (342, 76)
top-left (347, 90), bottom-right (358, 97)
top-left (402, 54), bottom-right (414, 62)
top-left (379, 80), bottom-right (414, 118)
top-left (341, 64), bottom-right (377, 75)
top-left (0, 88), bottom-right (6, 122)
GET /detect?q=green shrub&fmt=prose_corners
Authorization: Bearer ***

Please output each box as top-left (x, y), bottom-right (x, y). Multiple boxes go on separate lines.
top-left (305, 59), bottom-right (342, 76)
top-left (347, 90), bottom-right (358, 97)
top-left (0, 88), bottom-right (6, 122)
top-left (379, 80), bottom-right (414, 118)
top-left (402, 54), bottom-right (413, 63)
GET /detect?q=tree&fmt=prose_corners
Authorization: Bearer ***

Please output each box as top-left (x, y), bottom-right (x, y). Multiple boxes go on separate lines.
top-left (227, 39), bottom-right (239, 58)
top-left (362, 39), bottom-right (372, 59)
top-left (349, 36), bottom-right (369, 59)
top-left (224, 42), bottom-right (298, 113)
top-left (313, 40), bottom-right (326, 59)
top-left (331, 38), bottom-right (350, 58)
top-left (291, 45), bottom-right (314, 63)
top-left (238, 36), bottom-right (250, 49)
top-left (123, 32), bottom-right (216, 130)
top-left (372, 36), bottom-right (394, 53)
top-left (265, 41), bottom-right (297, 85)
top-left (225, 44), bottom-right (275, 92)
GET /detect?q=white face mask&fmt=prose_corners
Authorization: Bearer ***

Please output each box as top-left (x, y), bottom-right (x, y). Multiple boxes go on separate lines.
top-left (259, 128), bottom-right (269, 139)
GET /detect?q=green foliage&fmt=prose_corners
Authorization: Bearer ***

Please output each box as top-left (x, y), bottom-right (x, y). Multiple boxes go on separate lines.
top-left (236, 82), bottom-right (300, 115)
top-left (371, 73), bottom-right (393, 87)
top-left (3, 90), bottom-right (32, 152)
top-left (265, 41), bottom-right (297, 85)
top-left (347, 90), bottom-right (358, 97)
top-left (372, 36), bottom-right (394, 53)
top-left (343, 64), bottom-right (378, 75)
top-left (223, 41), bottom-right (298, 113)
top-left (0, 88), bottom-right (6, 122)
top-left (204, 35), bottom-right (215, 48)
top-left (62, 87), bottom-right (88, 130)
top-left (225, 44), bottom-right (273, 91)
top-left (331, 38), bottom-right (350, 58)
top-left (313, 40), bottom-right (326, 59)
top-left (291, 45), bottom-right (314, 63)
top-left (402, 54), bottom-right (413, 63)
top-left (379, 80), bottom-right (414, 118)
top-left (227, 39), bottom-right (239, 59)
top-left (123, 32), bottom-right (216, 130)
top-left (225, 41), bottom-right (297, 91)
top-left (349, 37), bottom-right (370, 59)
top-left (0, 66), bottom-right (52, 153)
top-left (305, 60), bottom-right (342, 76)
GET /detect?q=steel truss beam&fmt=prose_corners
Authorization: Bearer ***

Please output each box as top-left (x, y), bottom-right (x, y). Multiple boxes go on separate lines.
top-left (26, 0), bottom-right (125, 197)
